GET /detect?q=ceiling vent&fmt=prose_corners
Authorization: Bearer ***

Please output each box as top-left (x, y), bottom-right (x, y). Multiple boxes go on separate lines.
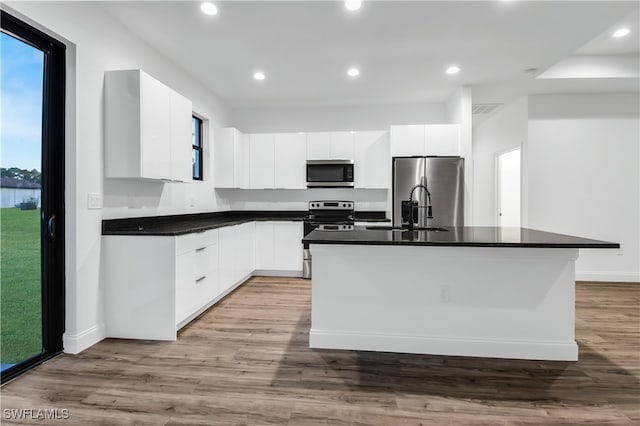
top-left (472, 103), bottom-right (503, 115)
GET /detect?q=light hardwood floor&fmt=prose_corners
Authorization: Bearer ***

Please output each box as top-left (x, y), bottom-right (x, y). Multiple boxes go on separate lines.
top-left (1, 278), bottom-right (638, 425)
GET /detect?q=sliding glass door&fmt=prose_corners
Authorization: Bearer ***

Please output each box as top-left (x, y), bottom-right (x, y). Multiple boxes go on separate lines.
top-left (1, 11), bottom-right (65, 383)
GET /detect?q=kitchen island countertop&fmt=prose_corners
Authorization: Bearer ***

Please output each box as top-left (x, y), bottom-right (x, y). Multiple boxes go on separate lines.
top-left (303, 226), bottom-right (619, 249)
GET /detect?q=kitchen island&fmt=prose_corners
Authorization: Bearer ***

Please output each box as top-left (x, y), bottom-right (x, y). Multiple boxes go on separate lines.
top-left (302, 226), bottom-right (619, 361)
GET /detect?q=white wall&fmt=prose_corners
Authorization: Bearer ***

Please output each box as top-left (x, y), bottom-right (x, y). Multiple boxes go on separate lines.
top-left (528, 93), bottom-right (639, 282)
top-left (473, 97), bottom-right (528, 226)
top-left (6, 1), bottom-right (233, 354)
top-left (232, 103), bottom-right (447, 133)
top-left (219, 189), bottom-right (387, 212)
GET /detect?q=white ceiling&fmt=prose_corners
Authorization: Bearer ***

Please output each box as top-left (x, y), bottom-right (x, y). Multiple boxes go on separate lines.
top-left (99, 1), bottom-right (640, 109)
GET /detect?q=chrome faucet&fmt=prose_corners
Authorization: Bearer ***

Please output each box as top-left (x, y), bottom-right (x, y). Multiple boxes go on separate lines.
top-left (405, 183), bottom-right (433, 231)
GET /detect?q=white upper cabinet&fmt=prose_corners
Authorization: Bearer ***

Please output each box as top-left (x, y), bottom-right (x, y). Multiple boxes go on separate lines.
top-left (389, 125), bottom-right (425, 157)
top-left (169, 90), bottom-right (193, 182)
top-left (274, 133), bottom-right (306, 189)
top-left (330, 132), bottom-right (355, 160)
top-left (249, 133), bottom-right (275, 188)
top-left (213, 127), bottom-right (247, 188)
top-left (390, 124), bottom-right (460, 157)
top-left (354, 131), bottom-right (389, 189)
top-left (425, 124), bottom-right (460, 156)
top-left (105, 69), bottom-right (192, 181)
top-left (306, 131), bottom-right (355, 160)
top-left (306, 132), bottom-right (331, 159)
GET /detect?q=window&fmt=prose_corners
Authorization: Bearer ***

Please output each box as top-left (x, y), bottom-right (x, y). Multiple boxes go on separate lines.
top-left (192, 116), bottom-right (203, 180)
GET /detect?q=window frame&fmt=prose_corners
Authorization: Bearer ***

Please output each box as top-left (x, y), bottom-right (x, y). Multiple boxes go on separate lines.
top-left (192, 115), bottom-right (203, 181)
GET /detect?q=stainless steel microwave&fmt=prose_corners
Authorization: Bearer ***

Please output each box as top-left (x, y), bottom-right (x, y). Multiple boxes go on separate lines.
top-left (306, 160), bottom-right (354, 188)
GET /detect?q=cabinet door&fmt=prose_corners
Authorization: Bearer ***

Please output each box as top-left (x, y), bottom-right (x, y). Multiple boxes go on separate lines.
top-left (169, 89), bottom-right (193, 182)
top-left (140, 72), bottom-right (172, 180)
top-left (306, 132), bottom-right (331, 159)
top-left (425, 124), bottom-right (460, 156)
top-left (218, 225), bottom-right (237, 293)
top-left (354, 131), bottom-right (390, 189)
top-left (273, 222), bottom-right (303, 271)
top-left (274, 133), bottom-right (306, 188)
top-left (249, 134), bottom-right (275, 188)
top-left (240, 133), bottom-right (251, 188)
top-left (254, 222), bottom-right (275, 270)
top-left (389, 125), bottom-right (425, 157)
top-left (330, 132), bottom-right (355, 160)
top-left (237, 221), bottom-right (255, 279)
top-left (213, 128), bottom-right (236, 188)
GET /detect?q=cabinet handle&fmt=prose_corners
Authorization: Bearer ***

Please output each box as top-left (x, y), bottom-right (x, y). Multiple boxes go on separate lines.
top-left (195, 276), bottom-right (206, 283)
top-left (196, 247), bottom-right (207, 252)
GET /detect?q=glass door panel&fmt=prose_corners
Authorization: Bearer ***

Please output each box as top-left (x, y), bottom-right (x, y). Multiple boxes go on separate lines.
top-left (0, 32), bottom-right (45, 372)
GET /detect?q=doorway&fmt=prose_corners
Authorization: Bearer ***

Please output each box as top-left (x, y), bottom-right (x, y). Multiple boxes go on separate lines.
top-left (497, 148), bottom-right (521, 227)
top-left (1, 11), bottom-right (65, 383)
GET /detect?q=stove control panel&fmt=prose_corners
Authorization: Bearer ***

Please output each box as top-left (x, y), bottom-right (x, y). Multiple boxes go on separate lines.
top-left (309, 201), bottom-right (354, 210)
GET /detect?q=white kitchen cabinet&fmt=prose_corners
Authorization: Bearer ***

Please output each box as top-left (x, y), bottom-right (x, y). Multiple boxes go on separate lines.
top-left (105, 69), bottom-right (192, 181)
top-left (390, 124), bottom-right (460, 157)
top-left (255, 221), bottom-right (275, 269)
top-left (273, 222), bottom-right (304, 271)
top-left (169, 91), bottom-right (194, 182)
top-left (354, 131), bottom-right (390, 189)
top-left (218, 222), bottom-right (256, 292)
top-left (390, 125), bottom-right (425, 157)
top-left (425, 124), bottom-right (460, 156)
top-left (236, 221), bottom-right (256, 279)
top-left (306, 132), bottom-right (332, 159)
top-left (175, 231), bottom-right (219, 325)
top-left (274, 133), bottom-right (307, 188)
top-left (104, 228), bottom-right (219, 341)
top-left (253, 221), bottom-right (303, 276)
top-left (249, 133), bottom-right (275, 188)
top-left (213, 127), bottom-right (248, 188)
top-left (330, 132), bottom-right (355, 160)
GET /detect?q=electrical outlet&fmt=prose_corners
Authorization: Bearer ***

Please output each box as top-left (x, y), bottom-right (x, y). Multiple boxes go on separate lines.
top-left (440, 286), bottom-right (451, 303)
top-left (87, 193), bottom-right (103, 209)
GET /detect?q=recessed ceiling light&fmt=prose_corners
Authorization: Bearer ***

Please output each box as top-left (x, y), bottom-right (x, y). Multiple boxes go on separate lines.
top-left (350, 131), bottom-right (356, 134)
top-left (446, 65), bottom-right (460, 75)
top-left (253, 71), bottom-right (266, 81)
top-left (345, 0), bottom-right (362, 11)
top-left (612, 28), bottom-right (630, 38)
top-left (347, 67), bottom-right (360, 77)
top-left (200, 2), bottom-right (218, 16)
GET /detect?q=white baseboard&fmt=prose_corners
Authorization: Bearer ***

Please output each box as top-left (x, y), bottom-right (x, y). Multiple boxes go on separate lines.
top-left (63, 324), bottom-right (106, 355)
top-left (576, 270), bottom-right (640, 283)
top-left (310, 329), bottom-right (579, 361)
top-left (253, 269), bottom-right (303, 278)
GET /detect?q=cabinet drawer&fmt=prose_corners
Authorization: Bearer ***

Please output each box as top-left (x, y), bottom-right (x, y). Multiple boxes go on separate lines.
top-left (195, 242), bottom-right (218, 277)
top-left (176, 229), bottom-right (218, 255)
top-left (175, 273), bottom-right (216, 325)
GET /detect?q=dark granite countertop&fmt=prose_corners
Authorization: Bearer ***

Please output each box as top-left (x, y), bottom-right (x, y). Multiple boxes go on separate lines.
top-left (102, 211), bottom-right (389, 236)
top-left (302, 226), bottom-right (620, 249)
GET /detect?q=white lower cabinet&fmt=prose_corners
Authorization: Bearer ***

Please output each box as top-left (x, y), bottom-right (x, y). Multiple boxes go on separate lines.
top-left (218, 221), bottom-right (256, 293)
top-left (104, 229), bottom-right (219, 341)
top-left (254, 221), bottom-right (303, 276)
top-left (104, 220), bottom-right (296, 341)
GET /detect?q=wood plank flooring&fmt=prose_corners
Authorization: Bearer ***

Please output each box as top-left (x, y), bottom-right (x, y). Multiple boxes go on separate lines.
top-left (1, 278), bottom-right (638, 425)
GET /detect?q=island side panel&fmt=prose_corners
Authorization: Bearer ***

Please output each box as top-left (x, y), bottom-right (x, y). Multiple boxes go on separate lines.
top-left (309, 244), bottom-right (579, 361)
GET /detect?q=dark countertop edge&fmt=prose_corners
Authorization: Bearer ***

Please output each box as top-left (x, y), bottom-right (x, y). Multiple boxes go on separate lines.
top-left (102, 210), bottom-right (390, 236)
top-left (303, 240), bottom-right (620, 249)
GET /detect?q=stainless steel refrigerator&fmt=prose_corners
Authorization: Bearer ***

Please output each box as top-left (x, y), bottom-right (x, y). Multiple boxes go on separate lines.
top-left (393, 157), bottom-right (464, 227)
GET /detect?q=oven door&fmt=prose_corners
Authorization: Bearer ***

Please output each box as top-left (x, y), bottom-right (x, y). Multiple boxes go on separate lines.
top-left (306, 160), bottom-right (354, 187)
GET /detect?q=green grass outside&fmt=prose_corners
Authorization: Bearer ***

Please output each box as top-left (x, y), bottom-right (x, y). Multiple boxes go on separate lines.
top-left (1, 207), bottom-right (42, 365)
